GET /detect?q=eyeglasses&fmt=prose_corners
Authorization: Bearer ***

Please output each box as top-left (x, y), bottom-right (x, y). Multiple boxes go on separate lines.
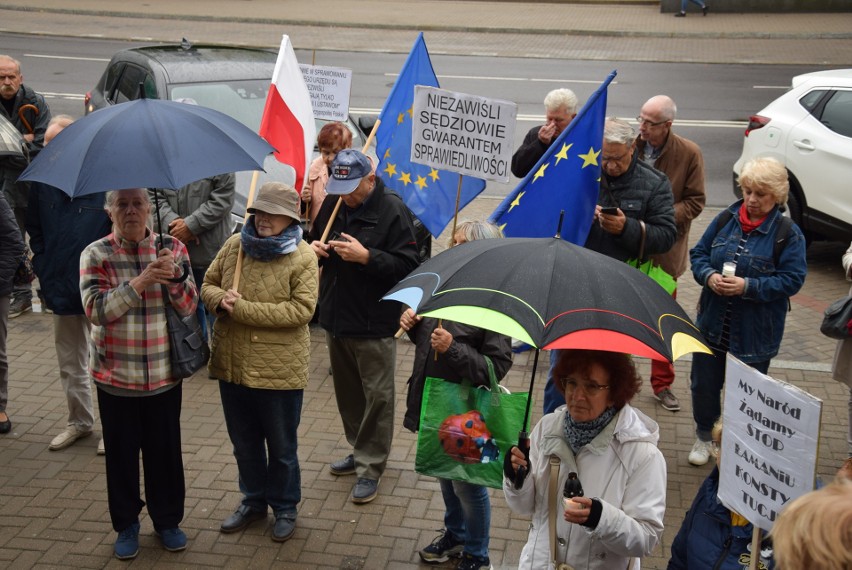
top-left (635, 116), bottom-right (669, 127)
top-left (601, 152), bottom-right (629, 164)
top-left (559, 378), bottom-right (610, 396)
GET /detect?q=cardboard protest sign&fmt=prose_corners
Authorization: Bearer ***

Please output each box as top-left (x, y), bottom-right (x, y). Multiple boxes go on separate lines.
top-left (298, 64), bottom-right (352, 121)
top-left (719, 354), bottom-right (822, 532)
top-left (411, 86), bottom-right (517, 183)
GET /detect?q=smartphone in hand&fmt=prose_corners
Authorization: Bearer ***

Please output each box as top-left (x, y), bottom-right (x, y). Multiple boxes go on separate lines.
top-left (600, 206), bottom-right (619, 216)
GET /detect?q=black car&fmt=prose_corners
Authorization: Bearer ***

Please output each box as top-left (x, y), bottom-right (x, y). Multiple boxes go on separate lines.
top-left (85, 41), bottom-right (431, 261)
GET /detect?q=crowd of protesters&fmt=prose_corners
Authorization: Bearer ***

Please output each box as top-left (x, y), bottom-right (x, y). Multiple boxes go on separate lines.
top-left (2, 57), bottom-right (851, 569)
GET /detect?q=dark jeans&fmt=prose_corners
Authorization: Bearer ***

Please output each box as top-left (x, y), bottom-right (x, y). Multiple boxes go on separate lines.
top-left (690, 348), bottom-right (769, 441)
top-left (219, 381), bottom-right (303, 516)
top-left (97, 383), bottom-right (185, 532)
top-left (440, 478), bottom-right (490, 558)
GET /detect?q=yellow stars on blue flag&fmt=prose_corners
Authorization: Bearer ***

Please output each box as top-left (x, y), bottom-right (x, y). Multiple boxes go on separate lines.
top-left (373, 33), bottom-right (486, 237)
top-left (489, 71), bottom-right (617, 244)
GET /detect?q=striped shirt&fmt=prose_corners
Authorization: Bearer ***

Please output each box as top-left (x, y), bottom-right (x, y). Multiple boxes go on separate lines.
top-left (80, 231), bottom-right (197, 392)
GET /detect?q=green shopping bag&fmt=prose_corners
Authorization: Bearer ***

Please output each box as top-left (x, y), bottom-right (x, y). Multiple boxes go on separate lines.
top-left (415, 359), bottom-right (530, 489)
top-left (626, 258), bottom-right (677, 295)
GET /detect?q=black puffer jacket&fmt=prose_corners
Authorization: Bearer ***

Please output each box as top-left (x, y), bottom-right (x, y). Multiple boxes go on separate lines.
top-left (584, 154), bottom-right (676, 262)
top-left (0, 193), bottom-right (24, 297)
top-left (403, 317), bottom-right (513, 432)
top-left (310, 178), bottom-right (420, 338)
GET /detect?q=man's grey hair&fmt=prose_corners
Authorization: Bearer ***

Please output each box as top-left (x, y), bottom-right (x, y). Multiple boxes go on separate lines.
top-left (544, 88), bottom-right (578, 115)
top-left (645, 95), bottom-right (677, 122)
top-left (603, 117), bottom-right (635, 145)
top-left (48, 114), bottom-right (74, 129)
top-left (105, 188), bottom-right (150, 209)
top-left (0, 55), bottom-right (21, 73)
top-left (450, 220), bottom-right (504, 247)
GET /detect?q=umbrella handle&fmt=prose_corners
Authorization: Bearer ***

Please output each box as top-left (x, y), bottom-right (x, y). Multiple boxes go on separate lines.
top-left (513, 431), bottom-right (530, 489)
top-left (167, 264), bottom-right (190, 284)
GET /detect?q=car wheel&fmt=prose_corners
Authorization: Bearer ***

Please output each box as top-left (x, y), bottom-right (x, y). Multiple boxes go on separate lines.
top-left (785, 178), bottom-right (812, 246)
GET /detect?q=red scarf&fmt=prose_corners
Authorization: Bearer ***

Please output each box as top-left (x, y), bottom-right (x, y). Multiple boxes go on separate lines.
top-left (738, 203), bottom-right (766, 234)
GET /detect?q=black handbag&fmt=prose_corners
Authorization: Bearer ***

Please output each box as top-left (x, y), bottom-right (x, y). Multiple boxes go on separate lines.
top-left (161, 284), bottom-right (209, 379)
top-left (821, 294), bottom-right (852, 339)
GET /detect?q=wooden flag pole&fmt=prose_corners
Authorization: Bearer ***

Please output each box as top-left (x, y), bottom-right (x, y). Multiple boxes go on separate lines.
top-left (748, 527), bottom-right (761, 570)
top-left (319, 118), bottom-right (382, 244)
top-left (449, 174), bottom-right (464, 242)
top-left (232, 170), bottom-right (261, 291)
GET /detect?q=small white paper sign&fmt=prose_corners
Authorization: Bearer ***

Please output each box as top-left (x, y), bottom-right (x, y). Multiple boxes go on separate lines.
top-left (411, 86), bottom-right (517, 183)
top-left (298, 64), bottom-right (352, 121)
top-left (719, 354), bottom-right (822, 532)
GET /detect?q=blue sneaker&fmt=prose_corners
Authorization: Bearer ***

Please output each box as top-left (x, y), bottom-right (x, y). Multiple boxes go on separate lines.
top-left (156, 527), bottom-right (187, 552)
top-left (114, 521), bottom-right (140, 560)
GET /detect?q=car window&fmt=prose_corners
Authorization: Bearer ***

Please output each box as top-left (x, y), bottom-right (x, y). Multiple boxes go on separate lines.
top-left (170, 80), bottom-right (269, 131)
top-left (115, 65), bottom-right (157, 103)
top-left (799, 89), bottom-right (829, 113)
top-left (102, 63), bottom-right (125, 104)
top-left (820, 90), bottom-right (852, 139)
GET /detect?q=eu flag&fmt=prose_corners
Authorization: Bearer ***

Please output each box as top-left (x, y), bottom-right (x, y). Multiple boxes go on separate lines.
top-left (490, 71), bottom-right (617, 244)
top-left (376, 33), bottom-right (486, 237)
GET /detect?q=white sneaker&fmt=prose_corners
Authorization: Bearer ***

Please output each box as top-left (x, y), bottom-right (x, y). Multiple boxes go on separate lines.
top-left (97, 437), bottom-right (106, 456)
top-left (49, 425), bottom-right (92, 451)
top-left (688, 439), bottom-right (711, 466)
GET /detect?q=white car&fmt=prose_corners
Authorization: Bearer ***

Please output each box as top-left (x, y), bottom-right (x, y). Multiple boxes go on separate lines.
top-left (733, 69), bottom-right (852, 243)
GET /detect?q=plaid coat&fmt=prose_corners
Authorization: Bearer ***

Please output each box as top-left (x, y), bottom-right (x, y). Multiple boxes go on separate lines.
top-left (80, 231), bottom-right (197, 391)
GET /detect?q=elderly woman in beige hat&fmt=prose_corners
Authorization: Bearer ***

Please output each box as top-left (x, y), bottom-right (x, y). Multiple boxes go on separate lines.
top-left (201, 182), bottom-right (318, 543)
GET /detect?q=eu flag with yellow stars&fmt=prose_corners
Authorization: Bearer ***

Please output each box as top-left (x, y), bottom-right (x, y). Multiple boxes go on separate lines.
top-left (376, 33), bottom-right (486, 237)
top-left (490, 71), bottom-right (617, 244)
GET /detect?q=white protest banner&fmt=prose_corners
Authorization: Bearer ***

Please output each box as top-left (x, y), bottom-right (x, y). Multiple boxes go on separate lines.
top-left (411, 86), bottom-right (517, 183)
top-left (719, 354), bottom-right (822, 532)
top-left (298, 64), bottom-right (352, 121)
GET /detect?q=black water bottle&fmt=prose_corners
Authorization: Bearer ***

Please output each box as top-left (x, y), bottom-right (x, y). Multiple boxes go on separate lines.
top-left (562, 471), bottom-right (583, 510)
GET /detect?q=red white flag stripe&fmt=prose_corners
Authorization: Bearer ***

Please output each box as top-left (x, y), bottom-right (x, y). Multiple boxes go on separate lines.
top-left (258, 35), bottom-right (316, 192)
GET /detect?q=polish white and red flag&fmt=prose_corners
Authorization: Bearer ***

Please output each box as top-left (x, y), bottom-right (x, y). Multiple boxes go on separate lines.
top-left (258, 35), bottom-right (316, 191)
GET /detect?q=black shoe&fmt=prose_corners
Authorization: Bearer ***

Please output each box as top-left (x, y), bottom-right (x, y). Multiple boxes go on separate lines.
top-left (220, 505), bottom-right (267, 533)
top-left (272, 513), bottom-right (295, 542)
top-left (702, 4), bottom-right (708, 15)
top-left (419, 529), bottom-right (464, 563)
top-left (675, 11), bottom-right (686, 17)
top-left (351, 478), bottom-right (379, 504)
top-left (329, 453), bottom-right (356, 476)
top-left (0, 414), bottom-right (10, 434)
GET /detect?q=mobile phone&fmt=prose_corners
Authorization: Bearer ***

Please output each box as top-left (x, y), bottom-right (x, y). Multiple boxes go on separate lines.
top-left (600, 206), bottom-right (619, 216)
top-left (329, 230), bottom-right (349, 242)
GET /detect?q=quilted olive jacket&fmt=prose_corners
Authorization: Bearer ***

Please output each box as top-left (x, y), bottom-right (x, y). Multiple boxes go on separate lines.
top-left (201, 233), bottom-right (318, 390)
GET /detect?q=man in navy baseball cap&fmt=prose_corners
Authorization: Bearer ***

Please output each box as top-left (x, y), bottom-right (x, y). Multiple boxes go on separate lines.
top-left (308, 146), bottom-right (419, 506)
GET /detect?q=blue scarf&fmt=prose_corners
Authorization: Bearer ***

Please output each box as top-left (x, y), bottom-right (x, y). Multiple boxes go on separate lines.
top-left (563, 406), bottom-right (618, 453)
top-left (240, 216), bottom-right (303, 261)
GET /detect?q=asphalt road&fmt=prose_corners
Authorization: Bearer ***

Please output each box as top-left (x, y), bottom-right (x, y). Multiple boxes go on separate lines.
top-left (0, 32), bottom-right (832, 207)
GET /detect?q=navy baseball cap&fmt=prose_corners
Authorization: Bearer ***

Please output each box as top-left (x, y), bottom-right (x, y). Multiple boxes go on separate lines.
top-left (326, 149), bottom-right (372, 195)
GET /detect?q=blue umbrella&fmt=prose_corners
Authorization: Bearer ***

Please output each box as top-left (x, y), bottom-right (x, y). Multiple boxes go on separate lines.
top-left (18, 97), bottom-right (274, 197)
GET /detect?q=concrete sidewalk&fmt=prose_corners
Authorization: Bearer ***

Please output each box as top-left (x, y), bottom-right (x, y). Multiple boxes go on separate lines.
top-left (1, 0), bottom-right (851, 64)
top-left (1, 202), bottom-right (850, 569)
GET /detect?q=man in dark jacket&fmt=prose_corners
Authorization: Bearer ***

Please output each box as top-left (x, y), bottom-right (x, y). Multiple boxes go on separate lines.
top-left (0, 190), bottom-right (25, 434)
top-left (510, 88), bottom-right (578, 178)
top-left (309, 149), bottom-right (419, 504)
top-left (542, 118), bottom-right (677, 414)
top-left (150, 172), bottom-right (235, 339)
top-left (0, 54), bottom-right (51, 318)
top-left (26, 115), bottom-right (112, 452)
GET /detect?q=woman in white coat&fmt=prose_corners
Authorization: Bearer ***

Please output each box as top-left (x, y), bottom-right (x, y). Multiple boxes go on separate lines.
top-left (504, 349), bottom-right (666, 570)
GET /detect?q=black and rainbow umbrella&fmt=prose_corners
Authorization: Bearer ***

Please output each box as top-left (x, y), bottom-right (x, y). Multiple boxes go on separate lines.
top-left (384, 236), bottom-right (709, 362)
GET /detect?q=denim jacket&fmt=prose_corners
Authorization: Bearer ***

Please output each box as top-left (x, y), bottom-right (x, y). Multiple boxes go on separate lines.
top-left (689, 201), bottom-right (807, 362)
